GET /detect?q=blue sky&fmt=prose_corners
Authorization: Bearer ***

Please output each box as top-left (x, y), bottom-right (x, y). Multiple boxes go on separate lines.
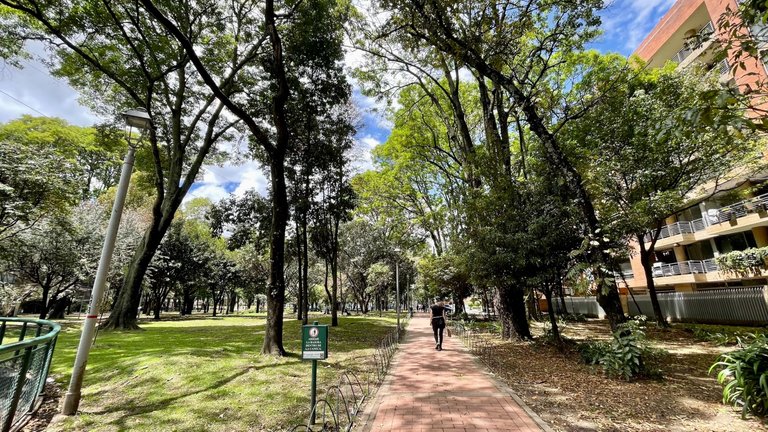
top-left (0, 0), bottom-right (676, 203)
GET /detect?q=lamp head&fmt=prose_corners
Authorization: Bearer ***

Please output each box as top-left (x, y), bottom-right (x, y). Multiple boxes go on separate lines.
top-left (122, 108), bottom-right (151, 146)
top-left (122, 108), bottom-right (151, 129)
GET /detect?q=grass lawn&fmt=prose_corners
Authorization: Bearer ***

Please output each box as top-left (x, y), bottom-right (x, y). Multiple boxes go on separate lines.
top-left (42, 313), bottom-right (398, 432)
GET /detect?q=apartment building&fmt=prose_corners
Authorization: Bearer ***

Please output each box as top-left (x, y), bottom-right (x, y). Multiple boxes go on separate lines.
top-left (620, 0), bottom-right (768, 294)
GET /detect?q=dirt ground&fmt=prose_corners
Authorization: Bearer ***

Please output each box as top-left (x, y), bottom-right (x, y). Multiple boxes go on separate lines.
top-left (21, 381), bottom-right (61, 432)
top-left (474, 320), bottom-right (767, 432)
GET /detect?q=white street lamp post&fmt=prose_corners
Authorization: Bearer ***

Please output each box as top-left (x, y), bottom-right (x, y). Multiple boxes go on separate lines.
top-left (62, 109), bottom-right (150, 415)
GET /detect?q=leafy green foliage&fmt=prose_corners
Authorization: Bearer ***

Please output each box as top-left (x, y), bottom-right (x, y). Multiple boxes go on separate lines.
top-left (579, 319), bottom-right (666, 380)
top-left (0, 116), bottom-right (127, 249)
top-left (577, 340), bottom-right (610, 365)
top-left (601, 326), bottom-right (647, 380)
top-left (715, 247), bottom-right (768, 274)
top-left (710, 334), bottom-right (768, 418)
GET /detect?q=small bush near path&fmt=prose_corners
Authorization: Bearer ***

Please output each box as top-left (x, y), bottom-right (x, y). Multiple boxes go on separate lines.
top-left (480, 319), bottom-right (767, 431)
top-left (39, 314), bottom-right (397, 432)
top-left (710, 333), bottom-right (768, 419)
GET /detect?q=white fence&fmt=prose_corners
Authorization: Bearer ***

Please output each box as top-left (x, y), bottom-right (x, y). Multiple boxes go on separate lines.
top-left (551, 296), bottom-right (605, 318)
top-left (627, 286), bottom-right (768, 326)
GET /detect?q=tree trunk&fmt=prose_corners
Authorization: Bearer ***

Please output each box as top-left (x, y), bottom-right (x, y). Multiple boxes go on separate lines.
top-left (301, 215), bottom-right (309, 325)
top-left (39, 284), bottom-right (51, 320)
top-left (543, 286), bottom-right (562, 348)
top-left (526, 289), bottom-right (540, 321)
top-left (228, 292), bottom-right (237, 314)
top-left (330, 217), bottom-right (340, 326)
top-left (637, 233), bottom-right (667, 327)
top-left (182, 289), bottom-right (194, 315)
top-left (331, 244), bottom-right (338, 326)
top-left (153, 297), bottom-right (161, 320)
top-left (501, 286), bottom-right (532, 340)
top-left (47, 296), bottom-right (71, 319)
top-left (102, 218), bottom-right (168, 330)
top-left (558, 281), bottom-right (567, 314)
top-left (262, 154), bottom-right (289, 356)
top-left (296, 221), bottom-right (304, 321)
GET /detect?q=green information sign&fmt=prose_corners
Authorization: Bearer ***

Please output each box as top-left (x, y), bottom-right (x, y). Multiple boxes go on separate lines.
top-left (302, 324), bottom-right (328, 360)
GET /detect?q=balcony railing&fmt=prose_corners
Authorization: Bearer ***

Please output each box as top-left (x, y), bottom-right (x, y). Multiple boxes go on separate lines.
top-left (644, 192), bottom-right (768, 243)
top-left (672, 21), bottom-right (715, 63)
top-left (644, 219), bottom-right (704, 243)
top-left (716, 58), bottom-right (730, 76)
top-left (707, 192), bottom-right (768, 224)
top-left (651, 259), bottom-right (718, 278)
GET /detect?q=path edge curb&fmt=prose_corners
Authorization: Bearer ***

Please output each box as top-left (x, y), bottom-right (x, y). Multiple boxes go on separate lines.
top-left (355, 323), bottom-right (412, 432)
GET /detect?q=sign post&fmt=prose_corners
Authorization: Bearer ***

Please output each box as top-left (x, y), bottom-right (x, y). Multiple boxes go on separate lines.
top-left (302, 321), bottom-right (328, 424)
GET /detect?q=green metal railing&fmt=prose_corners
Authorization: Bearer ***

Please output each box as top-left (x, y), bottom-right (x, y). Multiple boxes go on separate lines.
top-left (0, 317), bottom-right (60, 432)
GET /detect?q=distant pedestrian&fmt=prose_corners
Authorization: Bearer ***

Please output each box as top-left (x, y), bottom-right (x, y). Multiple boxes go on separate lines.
top-left (430, 300), bottom-right (447, 351)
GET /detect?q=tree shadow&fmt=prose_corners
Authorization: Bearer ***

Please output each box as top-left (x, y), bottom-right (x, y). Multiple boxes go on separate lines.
top-left (87, 364), bottom-right (268, 430)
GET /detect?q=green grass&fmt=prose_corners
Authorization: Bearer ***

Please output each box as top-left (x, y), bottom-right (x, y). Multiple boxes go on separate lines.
top-left (47, 314), bottom-right (397, 432)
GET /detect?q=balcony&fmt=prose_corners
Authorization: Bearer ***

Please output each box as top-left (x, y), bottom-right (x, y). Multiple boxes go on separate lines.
top-left (644, 192), bottom-right (768, 247)
top-left (643, 219), bottom-right (705, 244)
top-left (673, 21), bottom-right (716, 68)
top-left (707, 192), bottom-right (768, 224)
top-left (652, 259), bottom-right (719, 278)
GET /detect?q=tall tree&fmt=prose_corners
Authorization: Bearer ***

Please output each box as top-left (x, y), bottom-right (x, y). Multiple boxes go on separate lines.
top-left (366, 0), bottom-right (627, 328)
top-left (0, 0), bottom-right (239, 329)
top-left (562, 55), bottom-right (758, 326)
top-left (136, 0), bottom-right (352, 353)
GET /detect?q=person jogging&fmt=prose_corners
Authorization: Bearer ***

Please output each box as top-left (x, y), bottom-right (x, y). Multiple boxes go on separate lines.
top-left (430, 300), bottom-right (447, 351)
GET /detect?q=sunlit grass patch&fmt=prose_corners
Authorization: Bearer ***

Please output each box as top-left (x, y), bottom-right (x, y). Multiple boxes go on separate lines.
top-left (48, 314), bottom-right (396, 431)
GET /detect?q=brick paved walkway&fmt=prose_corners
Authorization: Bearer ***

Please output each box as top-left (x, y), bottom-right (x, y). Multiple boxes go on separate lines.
top-left (362, 314), bottom-right (546, 432)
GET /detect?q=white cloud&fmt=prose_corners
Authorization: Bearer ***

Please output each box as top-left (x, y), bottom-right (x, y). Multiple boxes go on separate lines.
top-left (185, 183), bottom-right (230, 203)
top-left (351, 134), bottom-right (381, 174)
top-left (599, 0), bottom-right (677, 53)
top-left (186, 160), bottom-right (269, 204)
top-left (0, 43), bottom-right (101, 126)
top-left (360, 135), bottom-right (380, 150)
top-left (232, 165), bottom-right (269, 197)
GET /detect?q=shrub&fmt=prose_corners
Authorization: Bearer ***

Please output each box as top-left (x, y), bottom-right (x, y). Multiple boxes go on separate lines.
top-left (596, 320), bottom-right (667, 380)
top-left (691, 326), bottom-right (763, 346)
top-left (709, 333), bottom-right (768, 418)
top-left (601, 326), bottom-right (646, 380)
top-left (577, 340), bottom-right (610, 365)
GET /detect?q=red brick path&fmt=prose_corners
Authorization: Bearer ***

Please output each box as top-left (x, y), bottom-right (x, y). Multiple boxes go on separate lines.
top-left (362, 314), bottom-right (546, 432)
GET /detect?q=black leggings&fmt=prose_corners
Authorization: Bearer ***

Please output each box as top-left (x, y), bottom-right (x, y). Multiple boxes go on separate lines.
top-left (432, 318), bottom-right (445, 345)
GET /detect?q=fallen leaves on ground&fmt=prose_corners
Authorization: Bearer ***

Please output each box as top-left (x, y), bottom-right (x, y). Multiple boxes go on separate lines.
top-left (473, 320), bottom-right (767, 432)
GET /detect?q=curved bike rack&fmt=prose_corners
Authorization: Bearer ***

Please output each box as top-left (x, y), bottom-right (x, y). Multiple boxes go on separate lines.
top-left (291, 317), bottom-right (409, 431)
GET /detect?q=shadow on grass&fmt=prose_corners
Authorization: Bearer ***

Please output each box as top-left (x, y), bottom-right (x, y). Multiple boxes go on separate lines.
top-left (89, 364), bottom-right (261, 418)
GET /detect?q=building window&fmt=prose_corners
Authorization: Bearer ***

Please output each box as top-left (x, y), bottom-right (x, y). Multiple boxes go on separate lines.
top-left (715, 231), bottom-right (758, 254)
top-left (686, 241), bottom-right (715, 260)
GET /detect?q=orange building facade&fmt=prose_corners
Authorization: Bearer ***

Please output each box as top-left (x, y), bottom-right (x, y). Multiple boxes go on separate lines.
top-left (619, 0), bottom-right (768, 294)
